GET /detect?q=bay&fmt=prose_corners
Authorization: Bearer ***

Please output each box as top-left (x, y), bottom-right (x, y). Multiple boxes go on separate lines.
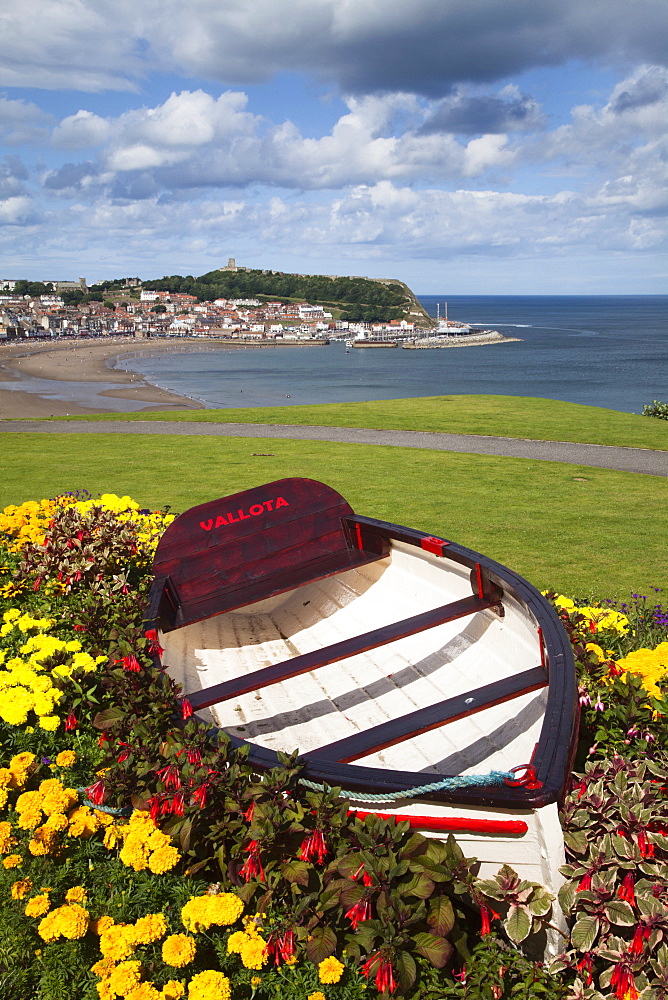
top-left (119, 295), bottom-right (668, 414)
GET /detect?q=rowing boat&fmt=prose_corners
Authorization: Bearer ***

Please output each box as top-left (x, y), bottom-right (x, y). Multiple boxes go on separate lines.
top-left (145, 477), bottom-right (577, 927)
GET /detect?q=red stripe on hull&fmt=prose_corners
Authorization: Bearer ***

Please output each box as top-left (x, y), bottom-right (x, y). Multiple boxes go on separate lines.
top-left (349, 810), bottom-right (528, 835)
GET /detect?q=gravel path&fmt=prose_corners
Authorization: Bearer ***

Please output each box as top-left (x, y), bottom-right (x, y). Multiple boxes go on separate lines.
top-left (2, 419), bottom-right (667, 476)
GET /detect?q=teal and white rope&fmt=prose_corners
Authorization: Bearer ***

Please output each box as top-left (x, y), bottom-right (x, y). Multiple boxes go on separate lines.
top-left (299, 770), bottom-right (513, 803)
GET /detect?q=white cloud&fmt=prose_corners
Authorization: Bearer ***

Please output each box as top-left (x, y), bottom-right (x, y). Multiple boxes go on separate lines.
top-left (52, 111), bottom-right (112, 150)
top-left (0, 0), bottom-right (666, 95)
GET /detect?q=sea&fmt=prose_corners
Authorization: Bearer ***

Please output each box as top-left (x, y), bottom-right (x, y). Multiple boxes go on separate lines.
top-left (119, 295), bottom-right (667, 415)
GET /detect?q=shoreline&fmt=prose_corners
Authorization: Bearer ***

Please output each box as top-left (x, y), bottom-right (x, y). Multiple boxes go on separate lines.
top-left (0, 337), bottom-right (217, 418)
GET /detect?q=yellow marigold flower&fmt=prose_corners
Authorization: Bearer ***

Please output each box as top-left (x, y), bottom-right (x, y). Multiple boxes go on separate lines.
top-left (239, 935), bottom-right (268, 970)
top-left (2, 854), bottom-right (22, 868)
top-left (68, 805), bottom-right (102, 839)
top-left (162, 934), bottom-right (196, 968)
top-left (585, 642), bottom-right (606, 663)
top-left (318, 956), bottom-right (344, 984)
top-left (227, 931), bottom-right (247, 954)
top-left (308, 993), bottom-right (326, 1000)
top-left (0, 788), bottom-right (8, 810)
top-left (38, 715), bottom-right (60, 732)
top-left (119, 839), bottom-right (150, 872)
top-left (148, 844), bottom-right (180, 874)
top-left (37, 902), bottom-right (88, 941)
top-left (96, 981), bottom-right (115, 1000)
top-left (9, 751), bottom-right (37, 785)
top-left (28, 825), bottom-right (59, 856)
top-left (181, 892), bottom-right (244, 933)
top-left (133, 913), bottom-right (167, 944)
top-left (39, 778), bottom-right (78, 815)
top-left (65, 886), bottom-right (87, 904)
top-left (0, 767), bottom-right (13, 788)
top-left (161, 982), bottom-right (185, 1000)
top-left (186, 970), bottom-right (231, 1000)
top-left (250, 978), bottom-right (262, 988)
top-left (108, 960), bottom-right (142, 996)
top-left (91, 957), bottom-right (117, 978)
top-left (126, 985), bottom-right (162, 1000)
top-left (91, 915), bottom-right (115, 936)
top-left (0, 819), bottom-right (16, 852)
top-left (45, 813), bottom-right (69, 832)
top-left (25, 894), bottom-right (51, 918)
top-left (100, 924), bottom-right (137, 961)
top-left (11, 878), bottom-right (32, 899)
top-left (146, 828), bottom-right (171, 851)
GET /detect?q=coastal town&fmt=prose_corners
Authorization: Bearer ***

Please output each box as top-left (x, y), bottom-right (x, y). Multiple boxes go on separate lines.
top-left (0, 275), bottom-right (423, 344)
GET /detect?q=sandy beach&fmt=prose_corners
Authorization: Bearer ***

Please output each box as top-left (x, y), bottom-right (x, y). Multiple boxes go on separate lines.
top-left (0, 337), bottom-right (208, 418)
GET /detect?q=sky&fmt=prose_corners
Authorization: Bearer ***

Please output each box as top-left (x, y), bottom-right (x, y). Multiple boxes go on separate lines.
top-left (0, 0), bottom-right (667, 294)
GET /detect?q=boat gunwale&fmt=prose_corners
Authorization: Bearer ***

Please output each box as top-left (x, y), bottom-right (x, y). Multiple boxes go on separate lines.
top-left (149, 513), bottom-right (578, 812)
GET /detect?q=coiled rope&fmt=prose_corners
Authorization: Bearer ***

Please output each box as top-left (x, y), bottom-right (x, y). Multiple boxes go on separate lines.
top-left (298, 770), bottom-right (514, 803)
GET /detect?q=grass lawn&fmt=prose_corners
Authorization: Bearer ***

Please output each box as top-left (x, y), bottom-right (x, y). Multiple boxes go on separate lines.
top-left (52, 395), bottom-right (668, 451)
top-left (2, 431), bottom-right (666, 597)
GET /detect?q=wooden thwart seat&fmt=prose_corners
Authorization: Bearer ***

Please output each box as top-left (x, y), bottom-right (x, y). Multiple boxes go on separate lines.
top-left (188, 590), bottom-right (503, 713)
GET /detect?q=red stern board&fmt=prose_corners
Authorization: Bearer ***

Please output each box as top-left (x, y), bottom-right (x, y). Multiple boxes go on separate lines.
top-left (151, 478), bottom-right (389, 629)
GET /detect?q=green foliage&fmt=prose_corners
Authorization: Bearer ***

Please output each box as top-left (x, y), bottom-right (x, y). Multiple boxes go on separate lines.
top-left (642, 400), bottom-right (668, 420)
top-left (141, 267), bottom-right (413, 320)
top-left (423, 935), bottom-right (568, 999)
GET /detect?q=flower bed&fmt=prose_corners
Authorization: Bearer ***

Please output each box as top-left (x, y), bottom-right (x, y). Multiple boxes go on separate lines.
top-left (0, 493), bottom-right (666, 1000)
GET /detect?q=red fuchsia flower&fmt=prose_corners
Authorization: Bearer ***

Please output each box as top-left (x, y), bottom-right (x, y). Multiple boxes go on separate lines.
top-left (576, 953), bottom-right (594, 986)
top-left (170, 790), bottom-right (185, 816)
top-left (299, 828), bottom-right (328, 864)
top-left (117, 748), bottom-right (131, 763)
top-left (243, 802), bottom-right (255, 823)
top-left (72, 623), bottom-right (86, 632)
top-left (148, 795), bottom-right (163, 822)
top-left (85, 779), bottom-right (106, 806)
top-left (452, 966), bottom-right (467, 985)
top-left (618, 872), bottom-right (636, 905)
top-left (113, 653), bottom-right (142, 672)
top-left (608, 661), bottom-right (624, 677)
top-left (65, 712), bottom-right (78, 732)
top-left (192, 783), bottom-right (208, 808)
top-left (145, 629), bottom-right (165, 657)
top-left (186, 748), bottom-right (202, 767)
top-left (610, 962), bottom-right (638, 1000)
top-left (479, 904), bottom-right (500, 936)
top-left (637, 829), bottom-right (655, 858)
top-left (345, 896), bottom-right (372, 929)
top-left (351, 862), bottom-right (366, 881)
top-left (577, 871), bottom-right (593, 892)
top-left (629, 923), bottom-right (651, 956)
top-left (362, 952), bottom-right (397, 994)
top-left (98, 731), bottom-right (110, 747)
top-left (156, 764), bottom-right (182, 790)
top-left (33, 577), bottom-right (42, 591)
top-left (265, 929), bottom-right (295, 965)
top-left (240, 840), bottom-right (265, 882)
top-left (181, 698), bottom-right (193, 720)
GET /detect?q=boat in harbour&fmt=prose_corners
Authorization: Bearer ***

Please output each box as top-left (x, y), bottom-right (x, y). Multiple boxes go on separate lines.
top-left (145, 478), bottom-right (578, 921)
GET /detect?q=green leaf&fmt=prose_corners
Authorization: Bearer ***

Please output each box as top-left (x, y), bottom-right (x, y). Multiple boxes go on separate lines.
top-left (280, 860), bottom-right (310, 886)
top-left (564, 829), bottom-right (588, 854)
top-left (605, 899), bottom-right (636, 925)
top-left (92, 706), bottom-right (125, 729)
top-left (395, 950), bottom-right (417, 990)
top-left (427, 895), bottom-right (455, 937)
top-left (413, 932), bottom-right (453, 969)
top-left (505, 905), bottom-right (532, 944)
top-left (305, 926), bottom-right (337, 965)
top-left (571, 914), bottom-right (600, 952)
top-left (403, 872), bottom-right (435, 899)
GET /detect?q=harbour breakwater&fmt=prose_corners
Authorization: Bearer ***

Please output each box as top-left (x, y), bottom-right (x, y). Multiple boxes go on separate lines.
top-left (403, 331), bottom-right (521, 349)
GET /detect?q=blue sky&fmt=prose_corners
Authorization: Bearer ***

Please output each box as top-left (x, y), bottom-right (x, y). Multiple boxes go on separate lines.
top-left (0, 0), bottom-right (666, 294)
